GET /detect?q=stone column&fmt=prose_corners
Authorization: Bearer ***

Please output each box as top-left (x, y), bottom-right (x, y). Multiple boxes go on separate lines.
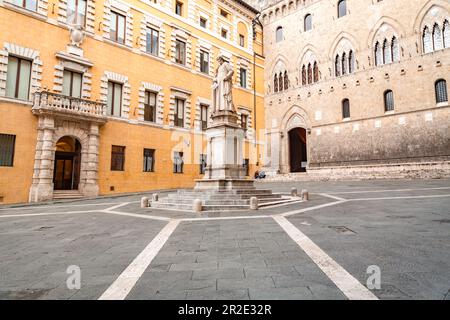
top-left (82, 123), bottom-right (100, 197)
top-left (29, 116), bottom-right (55, 202)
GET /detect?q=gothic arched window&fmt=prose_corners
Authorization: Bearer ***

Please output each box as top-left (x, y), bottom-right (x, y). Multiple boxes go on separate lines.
top-left (341, 52), bottom-right (347, 75)
top-left (435, 79), bottom-right (448, 103)
top-left (444, 20), bottom-right (450, 48)
top-left (274, 74), bottom-right (278, 93)
top-left (307, 63), bottom-right (312, 84)
top-left (375, 41), bottom-right (382, 66)
top-left (335, 55), bottom-right (341, 76)
top-left (433, 23), bottom-right (443, 51)
top-left (383, 39), bottom-right (391, 64)
top-left (348, 50), bottom-right (355, 73)
top-left (423, 26), bottom-right (433, 53)
top-left (313, 62), bottom-right (319, 82)
top-left (284, 71), bottom-right (289, 90)
top-left (301, 65), bottom-right (306, 86)
top-left (391, 37), bottom-right (400, 62)
top-left (278, 72), bottom-right (283, 92)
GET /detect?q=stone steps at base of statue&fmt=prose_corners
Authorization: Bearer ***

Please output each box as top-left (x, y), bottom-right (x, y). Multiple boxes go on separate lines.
top-left (155, 197), bottom-right (284, 206)
top-left (176, 189), bottom-right (274, 195)
top-left (150, 202), bottom-right (250, 211)
top-left (167, 193), bottom-right (282, 201)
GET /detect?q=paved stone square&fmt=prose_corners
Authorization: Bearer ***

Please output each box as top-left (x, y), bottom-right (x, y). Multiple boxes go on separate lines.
top-left (0, 179), bottom-right (449, 300)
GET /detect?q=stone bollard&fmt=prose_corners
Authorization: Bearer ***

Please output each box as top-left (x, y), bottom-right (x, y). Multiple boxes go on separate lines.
top-left (152, 193), bottom-right (159, 202)
top-left (193, 199), bottom-right (202, 213)
top-left (301, 190), bottom-right (309, 201)
top-left (291, 187), bottom-right (298, 197)
top-left (140, 197), bottom-right (149, 208)
top-left (250, 197), bottom-right (258, 210)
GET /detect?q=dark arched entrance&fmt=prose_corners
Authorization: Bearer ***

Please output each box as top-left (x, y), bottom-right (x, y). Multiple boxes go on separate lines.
top-left (288, 127), bottom-right (307, 173)
top-left (53, 136), bottom-right (81, 190)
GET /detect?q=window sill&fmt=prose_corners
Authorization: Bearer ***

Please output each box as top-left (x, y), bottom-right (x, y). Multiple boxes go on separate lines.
top-left (141, 51), bottom-right (165, 63)
top-left (0, 96), bottom-right (33, 106)
top-left (3, 3), bottom-right (47, 21)
top-left (436, 102), bottom-right (449, 107)
top-left (384, 110), bottom-right (395, 115)
top-left (103, 38), bottom-right (133, 51)
top-left (342, 117), bottom-right (351, 122)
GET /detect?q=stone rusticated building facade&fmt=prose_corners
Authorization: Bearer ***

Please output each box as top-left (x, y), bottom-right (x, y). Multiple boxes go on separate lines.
top-left (260, 0), bottom-right (450, 179)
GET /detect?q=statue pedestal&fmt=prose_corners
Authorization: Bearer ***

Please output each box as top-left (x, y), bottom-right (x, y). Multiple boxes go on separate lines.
top-left (194, 110), bottom-right (255, 190)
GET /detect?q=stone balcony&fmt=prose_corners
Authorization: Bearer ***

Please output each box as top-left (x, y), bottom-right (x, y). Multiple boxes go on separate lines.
top-left (32, 91), bottom-right (107, 123)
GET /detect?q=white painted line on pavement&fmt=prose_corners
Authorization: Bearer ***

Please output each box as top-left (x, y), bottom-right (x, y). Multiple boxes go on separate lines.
top-left (105, 202), bottom-right (131, 211)
top-left (180, 215), bottom-right (271, 222)
top-left (0, 201), bottom-right (139, 211)
top-left (103, 210), bottom-right (172, 222)
top-left (349, 194), bottom-right (450, 201)
top-left (280, 200), bottom-right (347, 217)
top-left (99, 220), bottom-right (180, 300)
top-left (273, 215), bottom-right (378, 300)
top-left (323, 187), bottom-right (450, 195)
top-left (318, 193), bottom-right (347, 201)
top-left (0, 210), bottom-right (100, 218)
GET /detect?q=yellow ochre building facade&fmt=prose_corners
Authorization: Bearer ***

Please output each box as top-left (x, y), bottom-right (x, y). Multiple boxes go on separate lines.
top-left (0, 0), bottom-right (265, 204)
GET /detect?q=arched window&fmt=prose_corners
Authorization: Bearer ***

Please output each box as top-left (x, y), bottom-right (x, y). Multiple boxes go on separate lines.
top-left (444, 20), bottom-right (450, 48)
top-left (276, 26), bottom-right (283, 43)
top-left (341, 52), bottom-right (347, 75)
top-left (435, 79), bottom-right (448, 103)
top-left (342, 99), bottom-right (350, 119)
top-left (335, 55), bottom-right (341, 76)
top-left (374, 42), bottom-right (382, 66)
top-left (384, 90), bottom-right (394, 112)
top-left (337, 0), bottom-right (347, 18)
top-left (278, 72), bottom-right (283, 92)
top-left (304, 14), bottom-right (312, 31)
top-left (383, 39), bottom-right (391, 64)
top-left (433, 23), bottom-right (443, 51)
top-left (313, 62), bottom-right (319, 82)
top-left (391, 37), bottom-right (400, 62)
top-left (284, 71), bottom-right (289, 90)
top-left (348, 50), bottom-right (355, 73)
top-left (423, 26), bottom-right (433, 53)
top-left (274, 74), bottom-right (278, 93)
top-left (301, 65), bottom-right (306, 85)
top-left (307, 63), bottom-right (312, 84)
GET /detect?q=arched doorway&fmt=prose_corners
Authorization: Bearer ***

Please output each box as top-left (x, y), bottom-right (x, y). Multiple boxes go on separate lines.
top-left (288, 127), bottom-right (307, 172)
top-left (53, 136), bottom-right (81, 190)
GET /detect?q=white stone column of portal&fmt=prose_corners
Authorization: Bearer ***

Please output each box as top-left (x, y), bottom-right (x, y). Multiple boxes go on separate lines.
top-left (83, 123), bottom-right (100, 197)
top-left (270, 130), bottom-right (281, 174)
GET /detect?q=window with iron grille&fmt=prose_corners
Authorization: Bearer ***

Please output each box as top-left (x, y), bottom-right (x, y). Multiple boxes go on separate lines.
top-left (6, 56), bottom-right (32, 100)
top-left (143, 148), bottom-right (155, 172)
top-left (175, 40), bottom-right (186, 65)
top-left (200, 50), bottom-right (209, 74)
top-left (200, 104), bottom-right (208, 131)
top-left (435, 79), bottom-right (448, 103)
top-left (144, 91), bottom-right (157, 122)
top-left (342, 99), bottom-right (350, 119)
top-left (111, 145), bottom-right (125, 171)
top-left (0, 134), bottom-right (16, 167)
top-left (174, 98), bottom-right (185, 127)
top-left (199, 154), bottom-right (207, 174)
top-left (146, 27), bottom-right (159, 56)
top-left (384, 90), bottom-right (394, 112)
top-left (173, 151), bottom-right (184, 173)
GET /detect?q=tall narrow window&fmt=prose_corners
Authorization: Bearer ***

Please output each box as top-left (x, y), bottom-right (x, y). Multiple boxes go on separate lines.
top-left (307, 64), bottom-right (312, 84)
top-left (313, 62), bottom-right (319, 82)
top-left (143, 148), bottom-right (155, 172)
top-left (383, 39), bottom-right (391, 64)
top-left (175, 1), bottom-right (183, 16)
top-left (304, 14), bottom-right (312, 31)
top-left (342, 99), bottom-right (350, 119)
top-left (274, 74), bottom-right (278, 93)
top-left (239, 34), bottom-right (245, 47)
top-left (221, 29), bottom-right (228, 39)
top-left (348, 50), bottom-right (355, 73)
top-left (175, 40), bottom-right (186, 65)
top-left (144, 91), bottom-right (157, 122)
top-left (62, 70), bottom-right (82, 98)
top-left (335, 55), bottom-right (341, 77)
top-left (423, 27), bottom-right (433, 53)
top-left (337, 0), bottom-right (347, 18)
top-left (341, 52), bottom-right (347, 75)
top-left (391, 37), bottom-right (399, 62)
top-left (6, 56), bottom-right (31, 100)
top-left (110, 11), bottom-right (126, 44)
top-left (301, 65), bottom-right (306, 85)
top-left (174, 98), bottom-right (185, 127)
top-left (241, 114), bottom-right (248, 131)
top-left (199, 154), bottom-right (207, 174)
top-left (276, 26), bottom-right (283, 42)
top-left (435, 79), bottom-right (448, 104)
top-left (199, 17), bottom-right (207, 28)
top-left (14, 0), bottom-right (37, 11)
top-left (278, 72), bottom-right (283, 92)
top-left (284, 71), bottom-right (289, 90)
top-left (240, 68), bottom-right (247, 88)
top-left (173, 151), bottom-right (184, 173)
top-left (384, 90), bottom-right (394, 112)
top-left (67, 0), bottom-right (87, 26)
top-left (200, 50), bottom-right (209, 74)
top-left (433, 24), bottom-right (443, 51)
top-left (375, 41), bottom-right (382, 66)
top-left (0, 134), bottom-right (16, 167)
top-left (111, 145), bottom-right (125, 171)
top-left (444, 20), bottom-right (450, 48)
top-left (146, 27), bottom-right (159, 56)
top-left (200, 104), bottom-right (208, 131)
top-left (107, 81), bottom-right (122, 116)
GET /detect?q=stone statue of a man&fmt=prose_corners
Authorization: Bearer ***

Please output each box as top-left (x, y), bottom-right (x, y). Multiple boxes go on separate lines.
top-left (212, 55), bottom-right (235, 113)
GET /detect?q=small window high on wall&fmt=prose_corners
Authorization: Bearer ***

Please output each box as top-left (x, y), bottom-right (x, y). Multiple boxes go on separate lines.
top-left (342, 99), bottom-right (350, 119)
top-left (337, 0), bottom-right (347, 18)
top-left (384, 90), bottom-right (394, 112)
top-left (304, 14), bottom-right (312, 31)
top-left (276, 26), bottom-right (283, 42)
top-left (435, 79), bottom-right (448, 104)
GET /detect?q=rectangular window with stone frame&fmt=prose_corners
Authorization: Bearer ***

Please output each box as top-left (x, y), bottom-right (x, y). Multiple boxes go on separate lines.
top-left (110, 11), bottom-right (126, 44)
top-left (200, 50), bottom-right (209, 74)
top-left (146, 27), bottom-right (159, 56)
top-left (200, 104), bottom-right (208, 131)
top-left (175, 1), bottom-right (183, 16)
top-left (6, 56), bottom-right (32, 101)
top-left (0, 134), bottom-right (16, 167)
top-left (144, 91), bottom-right (157, 122)
top-left (175, 40), bottom-right (186, 65)
top-left (67, 0), bottom-right (87, 26)
top-left (240, 68), bottom-right (247, 88)
top-left (107, 81), bottom-right (122, 117)
top-left (173, 151), bottom-right (184, 173)
top-left (62, 70), bottom-right (83, 98)
top-left (239, 34), bottom-right (245, 47)
top-left (143, 148), bottom-right (155, 172)
top-left (111, 145), bottom-right (125, 171)
top-left (199, 17), bottom-right (207, 28)
top-left (174, 98), bottom-right (185, 127)
top-left (14, 0), bottom-right (37, 12)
